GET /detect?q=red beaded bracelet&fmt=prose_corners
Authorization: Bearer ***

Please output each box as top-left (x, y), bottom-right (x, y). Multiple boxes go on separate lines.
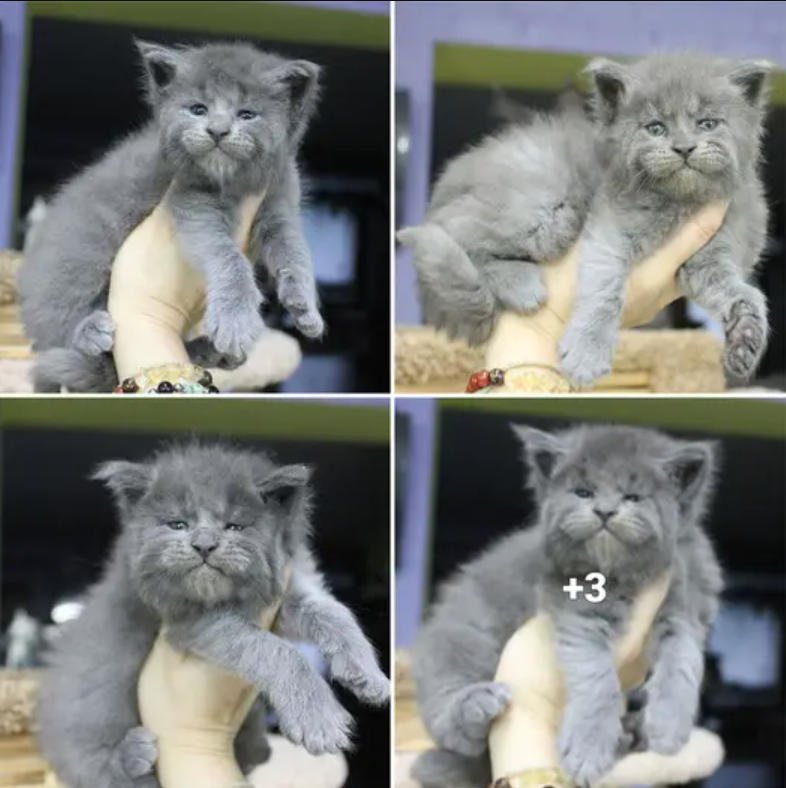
top-left (466, 368), bottom-right (506, 393)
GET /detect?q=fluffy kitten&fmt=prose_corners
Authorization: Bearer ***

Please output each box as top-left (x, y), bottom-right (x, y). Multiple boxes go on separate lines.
top-left (19, 40), bottom-right (324, 393)
top-left (412, 424), bottom-right (723, 788)
top-left (37, 442), bottom-right (389, 788)
top-left (398, 53), bottom-right (772, 387)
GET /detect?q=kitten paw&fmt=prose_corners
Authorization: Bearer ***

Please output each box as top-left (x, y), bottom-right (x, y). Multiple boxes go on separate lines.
top-left (204, 291), bottom-right (265, 363)
top-left (558, 712), bottom-right (623, 788)
top-left (277, 270), bottom-right (324, 339)
top-left (272, 669), bottom-right (354, 755)
top-left (558, 328), bottom-right (614, 388)
top-left (72, 310), bottom-right (114, 356)
top-left (116, 726), bottom-right (158, 779)
top-left (329, 651), bottom-right (390, 706)
top-left (641, 698), bottom-right (693, 755)
top-left (724, 298), bottom-right (767, 379)
top-left (439, 682), bottom-right (512, 756)
top-left (486, 260), bottom-right (547, 314)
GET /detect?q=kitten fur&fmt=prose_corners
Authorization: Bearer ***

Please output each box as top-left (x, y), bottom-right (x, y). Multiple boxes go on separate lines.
top-left (19, 40), bottom-right (325, 393)
top-left (412, 424), bottom-right (723, 788)
top-left (398, 52), bottom-right (772, 386)
top-left (37, 442), bottom-right (389, 788)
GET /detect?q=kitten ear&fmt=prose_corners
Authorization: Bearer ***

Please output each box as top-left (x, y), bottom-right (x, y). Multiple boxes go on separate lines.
top-left (91, 460), bottom-right (152, 510)
top-left (270, 59), bottom-right (321, 147)
top-left (729, 59), bottom-right (773, 107)
top-left (510, 425), bottom-right (567, 483)
top-left (256, 463), bottom-right (313, 508)
top-left (136, 40), bottom-right (182, 95)
top-left (584, 58), bottom-right (633, 123)
top-left (661, 441), bottom-right (718, 506)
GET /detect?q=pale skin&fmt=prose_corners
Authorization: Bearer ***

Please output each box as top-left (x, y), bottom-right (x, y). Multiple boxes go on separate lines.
top-left (484, 202), bottom-right (729, 383)
top-left (107, 191), bottom-right (265, 384)
top-left (489, 573), bottom-right (673, 788)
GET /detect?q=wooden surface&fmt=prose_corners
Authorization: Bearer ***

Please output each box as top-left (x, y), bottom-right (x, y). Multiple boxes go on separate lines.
top-left (0, 736), bottom-right (53, 787)
top-left (0, 305), bottom-right (32, 359)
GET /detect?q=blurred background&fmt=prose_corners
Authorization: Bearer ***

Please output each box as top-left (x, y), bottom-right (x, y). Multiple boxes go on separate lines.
top-left (0, 0), bottom-right (390, 394)
top-left (395, 396), bottom-right (786, 788)
top-left (395, 1), bottom-right (786, 393)
top-left (0, 397), bottom-right (391, 788)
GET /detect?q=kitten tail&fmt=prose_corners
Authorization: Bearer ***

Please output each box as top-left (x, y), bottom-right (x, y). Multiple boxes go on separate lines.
top-left (411, 748), bottom-right (491, 788)
top-left (32, 348), bottom-right (117, 393)
top-left (397, 223), bottom-right (495, 346)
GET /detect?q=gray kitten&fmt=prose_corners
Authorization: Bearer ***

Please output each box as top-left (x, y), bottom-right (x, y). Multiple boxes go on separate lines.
top-left (398, 52), bottom-right (772, 387)
top-left (19, 40), bottom-right (324, 393)
top-left (37, 442), bottom-right (389, 788)
top-left (411, 424), bottom-right (723, 788)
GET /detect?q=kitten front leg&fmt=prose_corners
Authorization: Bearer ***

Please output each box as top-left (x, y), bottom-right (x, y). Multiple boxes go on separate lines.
top-left (639, 617), bottom-right (704, 755)
top-left (252, 196), bottom-right (324, 340)
top-left (169, 190), bottom-right (265, 364)
top-left (555, 623), bottom-right (626, 788)
top-left (558, 223), bottom-right (629, 388)
top-left (167, 608), bottom-right (353, 755)
top-left (277, 570), bottom-right (390, 706)
top-left (679, 253), bottom-right (768, 380)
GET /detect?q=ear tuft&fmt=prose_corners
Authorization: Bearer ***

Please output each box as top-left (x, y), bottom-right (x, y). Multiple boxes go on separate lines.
top-left (662, 441), bottom-right (718, 506)
top-left (584, 57), bottom-right (633, 123)
top-left (729, 59), bottom-right (773, 107)
top-left (270, 59), bottom-right (321, 148)
top-left (510, 425), bottom-right (566, 484)
top-left (91, 460), bottom-right (152, 510)
top-left (135, 39), bottom-right (181, 95)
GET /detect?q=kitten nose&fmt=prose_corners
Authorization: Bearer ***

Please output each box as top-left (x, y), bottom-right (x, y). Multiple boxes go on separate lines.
top-left (672, 144), bottom-right (696, 159)
top-left (594, 508), bottom-right (616, 523)
top-left (192, 540), bottom-right (217, 557)
top-left (208, 128), bottom-right (230, 142)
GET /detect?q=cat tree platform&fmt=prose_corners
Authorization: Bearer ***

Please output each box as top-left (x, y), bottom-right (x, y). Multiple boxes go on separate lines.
top-left (0, 669), bottom-right (347, 788)
top-left (393, 651), bottom-right (725, 788)
top-left (395, 326), bottom-right (726, 394)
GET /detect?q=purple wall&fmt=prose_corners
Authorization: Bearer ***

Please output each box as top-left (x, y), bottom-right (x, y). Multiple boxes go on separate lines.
top-left (395, 0), bottom-right (786, 324)
top-left (395, 397), bottom-right (437, 646)
top-left (0, 1), bottom-right (26, 247)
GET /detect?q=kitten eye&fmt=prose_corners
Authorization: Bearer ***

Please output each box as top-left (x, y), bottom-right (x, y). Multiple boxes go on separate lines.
top-left (165, 521), bottom-right (189, 531)
top-left (237, 109), bottom-right (259, 121)
top-left (623, 493), bottom-right (642, 503)
top-left (573, 488), bottom-right (594, 499)
top-left (697, 118), bottom-right (719, 132)
top-left (645, 121), bottom-right (667, 137)
top-left (189, 103), bottom-right (208, 117)
top-left (225, 523), bottom-right (246, 532)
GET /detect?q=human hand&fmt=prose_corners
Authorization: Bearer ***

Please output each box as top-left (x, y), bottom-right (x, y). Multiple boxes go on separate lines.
top-left (484, 202), bottom-right (729, 376)
top-left (487, 573), bottom-right (671, 788)
top-left (107, 192), bottom-right (262, 382)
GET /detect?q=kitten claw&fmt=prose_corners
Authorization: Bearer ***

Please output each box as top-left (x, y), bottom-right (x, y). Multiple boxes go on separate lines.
top-left (116, 726), bottom-right (158, 779)
top-left (72, 310), bottom-right (114, 356)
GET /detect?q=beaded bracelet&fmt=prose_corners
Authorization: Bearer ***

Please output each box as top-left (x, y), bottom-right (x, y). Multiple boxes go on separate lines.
top-left (466, 363), bottom-right (574, 394)
top-left (113, 363), bottom-right (219, 395)
top-left (488, 767), bottom-right (575, 788)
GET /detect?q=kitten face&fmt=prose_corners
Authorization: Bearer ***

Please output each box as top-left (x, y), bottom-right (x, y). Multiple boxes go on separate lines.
top-left (93, 443), bottom-right (312, 609)
top-left (136, 41), bottom-right (320, 185)
top-left (513, 424), bottom-right (717, 575)
top-left (588, 54), bottom-right (772, 200)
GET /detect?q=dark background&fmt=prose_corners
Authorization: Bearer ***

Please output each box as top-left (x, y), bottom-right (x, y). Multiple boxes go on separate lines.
top-left (428, 406), bottom-right (786, 788)
top-left (18, 17), bottom-right (391, 393)
top-left (1, 425), bottom-right (390, 788)
top-left (427, 84), bottom-right (786, 385)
